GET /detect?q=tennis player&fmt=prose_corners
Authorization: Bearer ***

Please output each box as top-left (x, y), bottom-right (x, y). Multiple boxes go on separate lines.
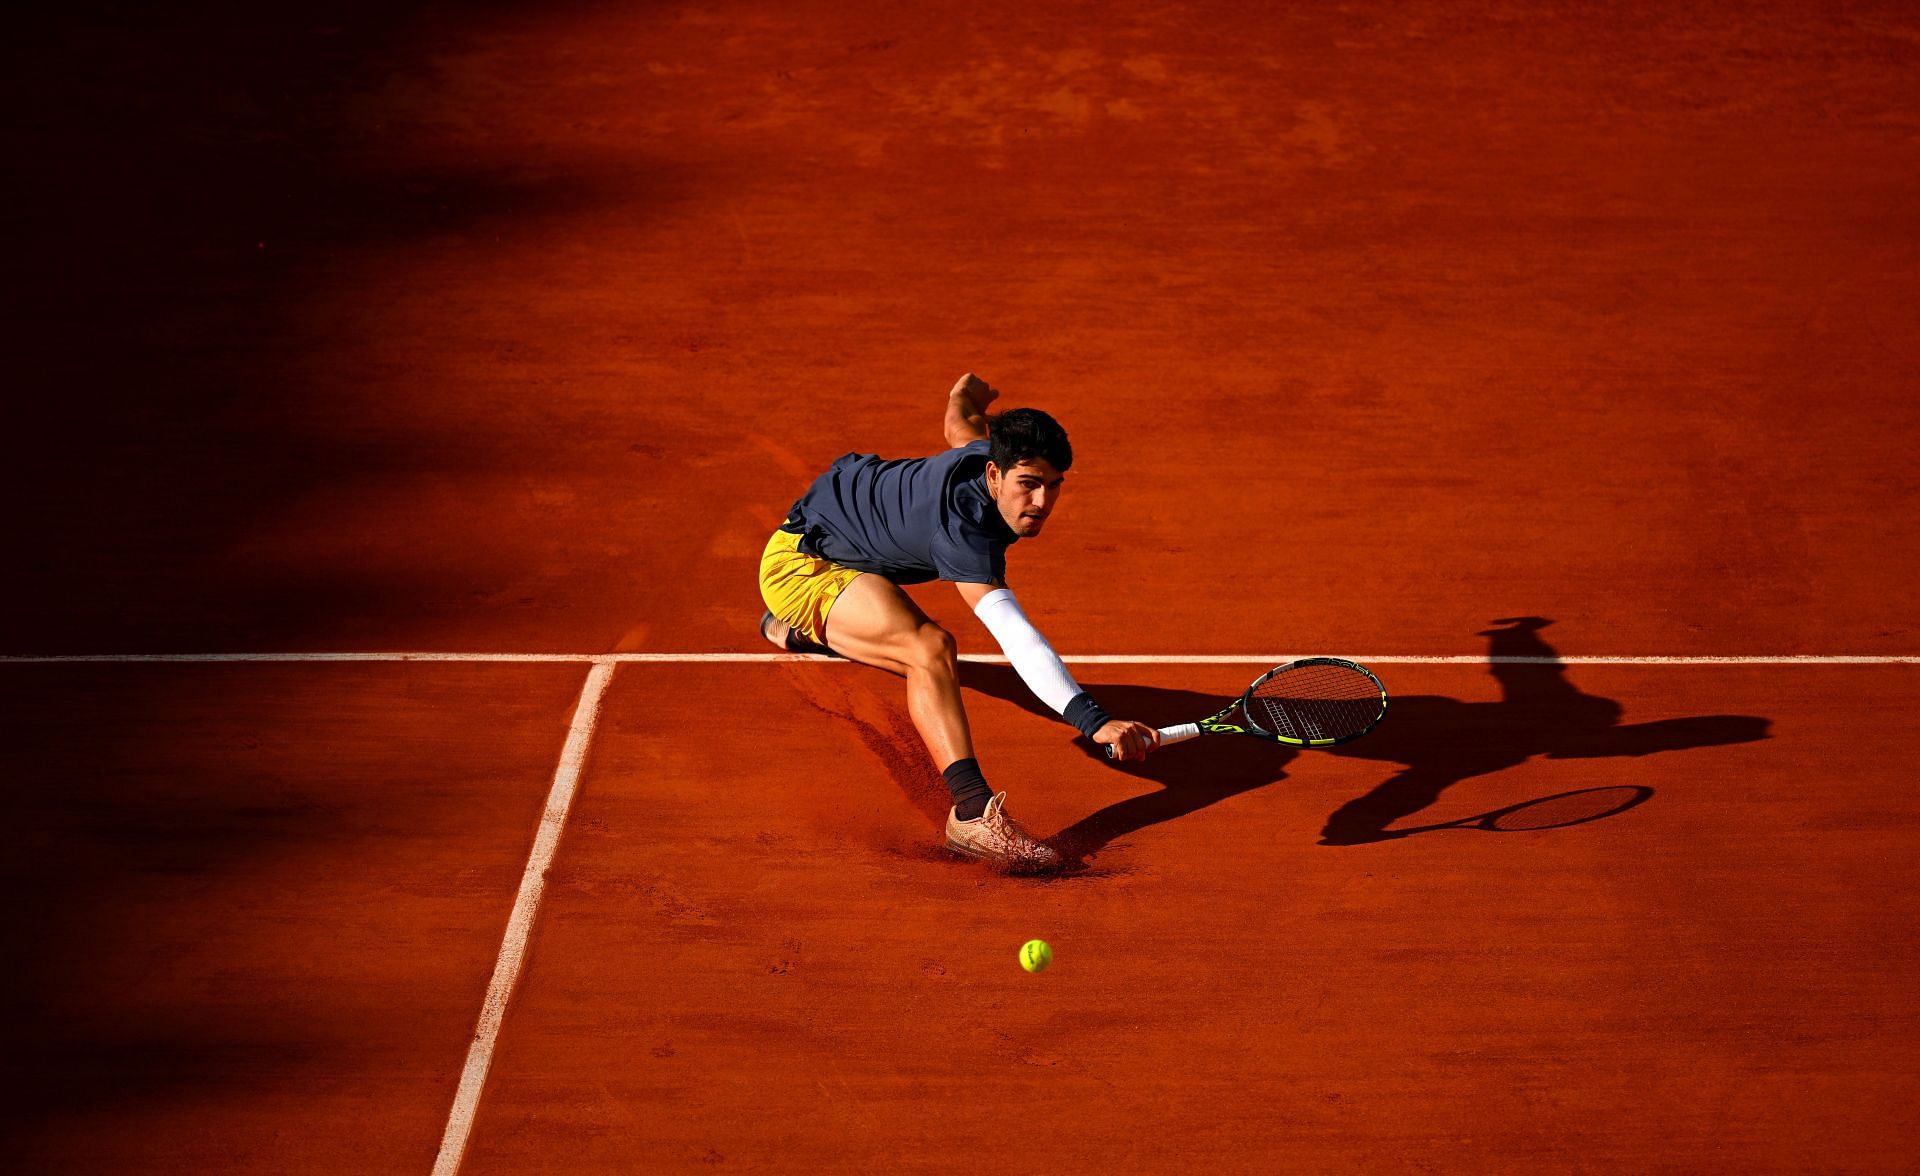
top-left (758, 373), bottom-right (1158, 870)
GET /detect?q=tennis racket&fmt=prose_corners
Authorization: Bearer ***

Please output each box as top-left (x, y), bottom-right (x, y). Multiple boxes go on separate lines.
top-left (1110, 657), bottom-right (1387, 759)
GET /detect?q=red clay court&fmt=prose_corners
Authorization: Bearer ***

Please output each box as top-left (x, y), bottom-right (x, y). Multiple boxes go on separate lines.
top-left (5, 1), bottom-right (1917, 1171)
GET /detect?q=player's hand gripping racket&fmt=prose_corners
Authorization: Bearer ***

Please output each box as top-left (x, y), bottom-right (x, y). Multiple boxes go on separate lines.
top-left (1108, 657), bottom-right (1388, 759)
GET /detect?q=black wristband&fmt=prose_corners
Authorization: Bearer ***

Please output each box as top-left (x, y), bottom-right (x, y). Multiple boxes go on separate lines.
top-left (1063, 692), bottom-right (1112, 741)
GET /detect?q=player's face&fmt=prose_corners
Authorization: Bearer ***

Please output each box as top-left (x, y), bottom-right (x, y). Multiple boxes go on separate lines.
top-left (986, 458), bottom-right (1066, 537)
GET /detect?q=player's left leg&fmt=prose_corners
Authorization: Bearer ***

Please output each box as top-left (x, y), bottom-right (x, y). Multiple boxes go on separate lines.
top-left (820, 573), bottom-right (1058, 872)
top-left (810, 571), bottom-right (974, 768)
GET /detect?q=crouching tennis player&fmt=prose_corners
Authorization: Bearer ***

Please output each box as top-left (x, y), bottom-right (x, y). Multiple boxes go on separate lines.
top-left (758, 373), bottom-right (1158, 871)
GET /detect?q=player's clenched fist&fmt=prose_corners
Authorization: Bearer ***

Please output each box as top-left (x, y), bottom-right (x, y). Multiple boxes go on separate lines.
top-left (950, 372), bottom-right (999, 407)
top-left (1094, 719), bottom-right (1159, 761)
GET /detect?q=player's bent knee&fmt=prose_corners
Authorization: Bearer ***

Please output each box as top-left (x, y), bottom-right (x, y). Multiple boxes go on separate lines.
top-left (905, 623), bottom-right (957, 675)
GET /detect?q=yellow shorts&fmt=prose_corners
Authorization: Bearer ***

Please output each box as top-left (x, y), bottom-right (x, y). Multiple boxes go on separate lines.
top-left (758, 527), bottom-right (863, 646)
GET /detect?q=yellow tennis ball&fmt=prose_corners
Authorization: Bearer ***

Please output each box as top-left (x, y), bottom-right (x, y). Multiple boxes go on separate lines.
top-left (1019, 939), bottom-right (1052, 973)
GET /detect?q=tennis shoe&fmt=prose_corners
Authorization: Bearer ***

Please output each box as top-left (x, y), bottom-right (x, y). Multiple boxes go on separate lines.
top-left (759, 610), bottom-right (838, 658)
top-left (945, 792), bottom-right (1060, 873)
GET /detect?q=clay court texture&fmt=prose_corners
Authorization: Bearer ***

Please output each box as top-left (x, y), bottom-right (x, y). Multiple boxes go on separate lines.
top-left (5, 1), bottom-right (1918, 1171)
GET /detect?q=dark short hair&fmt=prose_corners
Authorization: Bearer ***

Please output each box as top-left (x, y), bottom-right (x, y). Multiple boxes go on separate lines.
top-left (988, 407), bottom-right (1073, 473)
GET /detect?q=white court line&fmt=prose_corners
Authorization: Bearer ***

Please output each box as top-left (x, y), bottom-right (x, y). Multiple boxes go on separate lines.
top-left (1, 652), bottom-right (1917, 665)
top-left (431, 660), bottom-right (616, 1176)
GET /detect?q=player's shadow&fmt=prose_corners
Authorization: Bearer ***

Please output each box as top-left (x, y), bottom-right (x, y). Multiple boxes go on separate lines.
top-left (960, 617), bottom-right (1770, 862)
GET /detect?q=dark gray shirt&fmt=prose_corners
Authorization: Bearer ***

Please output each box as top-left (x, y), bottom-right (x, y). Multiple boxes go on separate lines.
top-left (783, 440), bottom-right (1016, 585)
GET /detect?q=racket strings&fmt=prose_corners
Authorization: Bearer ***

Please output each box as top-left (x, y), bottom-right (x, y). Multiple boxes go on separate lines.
top-left (1251, 663), bottom-right (1382, 743)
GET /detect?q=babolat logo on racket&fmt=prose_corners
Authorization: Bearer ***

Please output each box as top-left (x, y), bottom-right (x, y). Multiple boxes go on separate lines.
top-left (1110, 657), bottom-right (1387, 759)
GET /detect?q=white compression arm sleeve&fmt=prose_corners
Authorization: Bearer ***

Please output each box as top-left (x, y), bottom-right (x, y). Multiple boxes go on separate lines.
top-left (970, 587), bottom-right (1083, 715)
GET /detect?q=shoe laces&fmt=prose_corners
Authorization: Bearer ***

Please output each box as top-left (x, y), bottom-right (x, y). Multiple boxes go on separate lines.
top-left (981, 792), bottom-right (1043, 849)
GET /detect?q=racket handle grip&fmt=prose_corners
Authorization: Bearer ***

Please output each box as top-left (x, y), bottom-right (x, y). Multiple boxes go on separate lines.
top-left (1103, 722), bottom-right (1202, 759)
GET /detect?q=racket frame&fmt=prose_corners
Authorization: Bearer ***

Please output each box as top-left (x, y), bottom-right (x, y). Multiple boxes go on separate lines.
top-left (1108, 657), bottom-right (1388, 759)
